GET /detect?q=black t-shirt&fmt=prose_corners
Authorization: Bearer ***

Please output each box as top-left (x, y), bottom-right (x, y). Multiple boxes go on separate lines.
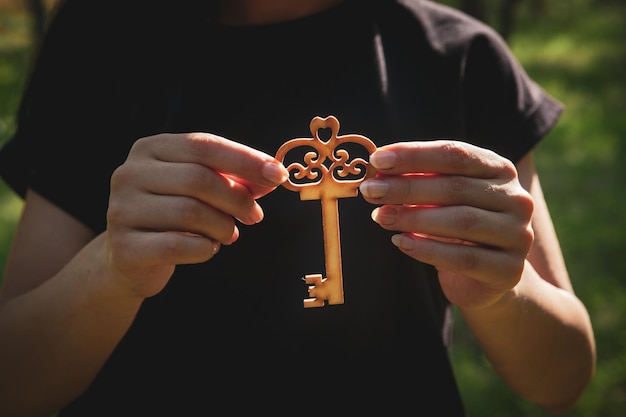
top-left (0, 0), bottom-right (562, 415)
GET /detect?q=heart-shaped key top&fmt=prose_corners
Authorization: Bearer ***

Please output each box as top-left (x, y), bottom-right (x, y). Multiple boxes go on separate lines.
top-left (275, 115), bottom-right (377, 307)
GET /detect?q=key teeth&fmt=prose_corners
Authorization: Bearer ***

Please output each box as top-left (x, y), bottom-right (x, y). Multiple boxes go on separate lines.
top-left (303, 274), bottom-right (324, 308)
top-left (303, 298), bottom-right (326, 308)
top-left (302, 274), bottom-right (344, 308)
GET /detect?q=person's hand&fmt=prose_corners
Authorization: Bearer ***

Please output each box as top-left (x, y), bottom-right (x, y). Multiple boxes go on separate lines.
top-left (359, 140), bottom-right (534, 311)
top-left (106, 132), bottom-right (288, 298)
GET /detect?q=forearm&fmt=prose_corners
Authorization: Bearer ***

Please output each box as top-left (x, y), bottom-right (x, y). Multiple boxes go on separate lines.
top-left (459, 260), bottom-right (595, 412)
top-left (0, 234), bottom-right (144, 417)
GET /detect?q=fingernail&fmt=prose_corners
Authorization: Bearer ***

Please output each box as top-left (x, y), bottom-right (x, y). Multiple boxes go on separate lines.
top-left (360, 179), bottom-right (389, 198)
top-left (211, 241), bottom-right (221, 254)
top-left (226, 226), bottom-right (240, 245)
top-left (371, 207), bottom-right (397, 225)
top-left (370, 150), bottom-right (396, 170)
top-left (253, 202), bottom-right (264, 223)
top-left (238, 202), bottom-right (264, 225)
top-left (262, 161), bottom-right (289, 184)
top-left (391, 234), bottom-right (414, 250)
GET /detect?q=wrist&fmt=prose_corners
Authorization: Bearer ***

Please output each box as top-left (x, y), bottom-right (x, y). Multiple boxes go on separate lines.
top-left (88, 234), bottom-right (147, 309)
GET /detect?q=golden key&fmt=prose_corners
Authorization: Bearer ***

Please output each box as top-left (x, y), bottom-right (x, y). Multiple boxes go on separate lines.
top-left (275, 116), bottom-right (377, 307)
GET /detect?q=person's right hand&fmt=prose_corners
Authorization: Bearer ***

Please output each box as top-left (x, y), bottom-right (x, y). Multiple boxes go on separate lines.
top-left (106, 132), bottom-right (288, 298)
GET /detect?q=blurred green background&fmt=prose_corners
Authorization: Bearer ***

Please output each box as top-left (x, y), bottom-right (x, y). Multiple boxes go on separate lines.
top-left (0, 0), bottom-right (624, 416)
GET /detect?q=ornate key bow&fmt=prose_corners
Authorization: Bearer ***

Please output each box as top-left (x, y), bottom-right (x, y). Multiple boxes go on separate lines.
top-left (275, 115), bottom-right (377, 307)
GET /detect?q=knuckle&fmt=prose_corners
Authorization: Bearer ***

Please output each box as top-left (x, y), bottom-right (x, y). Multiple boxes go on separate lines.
top-left (213, 216), bottom-right (236, 243)
top-left (129, 134), bottom-right (161, 156)
top-left (110, 163), bottom-right (134, 189)
top-left (129, 136), bottom-right (149, 152)
top-left (403, 177), bottom-right (417, 200)
top-left (187, 132), bottom-right (218, 155)
top-left (106, 196), bottom-right (133, 226)
top-left (157, 233), bottom-right (184, 262)
top-left (505, 254), bottom-right (526, 282)
top-left (233, 192), bottom-right (255, 213)
top-left (511, 187), bottom-right (535, 218)
top-left (453, 246), bottom-right (479, 271)
top-left (444, 176), bottom-right (470, 196)
top-left (106, 200), bottom-right (124, 224)
top-left (441, 141), bottom-right (473, 169)
top-left (524, 223), bottom-right (535, 245)
top-left (518, 224), bottom-right (535, 252)
top-left (500, 157), bottom-right (518, 179)
top-left (452, 207), bottom-right (480, 232)
top-left (185, 163), bottom-right (217, 191)
top-left (176, 197), bottom-right (205, 226)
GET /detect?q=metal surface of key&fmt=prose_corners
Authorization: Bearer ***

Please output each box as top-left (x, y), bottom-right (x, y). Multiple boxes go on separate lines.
top-left (275, 116), bottom-right (377, 307)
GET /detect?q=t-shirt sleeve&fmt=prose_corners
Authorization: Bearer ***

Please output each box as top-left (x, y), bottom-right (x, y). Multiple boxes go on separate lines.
top-left (461, 29), bottom-right (564, 163)
top-left (0, 2), bottom-right (129, 233)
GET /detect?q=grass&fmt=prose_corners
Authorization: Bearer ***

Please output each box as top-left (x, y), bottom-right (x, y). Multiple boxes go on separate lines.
top-left (0, 8), bottom-right (31, 274)
top-left (0, 1), bottom-right (625, 416)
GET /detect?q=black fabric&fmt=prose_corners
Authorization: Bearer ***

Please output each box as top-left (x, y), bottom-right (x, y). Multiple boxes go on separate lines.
top-left (0, 0), bottom-right (563, 415)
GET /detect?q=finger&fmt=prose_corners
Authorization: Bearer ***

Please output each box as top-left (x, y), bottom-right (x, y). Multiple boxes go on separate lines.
top-left (132, 132), bottom-right (289, 194)
top-left (123, 158), bottom-right (265, 225)
top-left (390, 233), bottom-right (524, 287)
top-left (371, 205), bottom-right (533, 252)
top-left (369, 140), bottom-right (516, 180)
top-left (107, 192), bottom-right (239, 245)
top-left (111, 229), bottom-right (222, 268)
top-left (361, 174), bottom-right (516, 211)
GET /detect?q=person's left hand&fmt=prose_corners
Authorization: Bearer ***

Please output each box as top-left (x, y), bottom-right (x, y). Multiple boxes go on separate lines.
top-left (359, 140), bottom-right (535, 311)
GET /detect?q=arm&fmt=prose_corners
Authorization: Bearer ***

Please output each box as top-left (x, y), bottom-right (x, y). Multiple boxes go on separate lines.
top-left (360, 142), bottom-right (595, 412)
top-left (0, 194), bottom-right (141, 417)
top-left (459, 154), bottom-right (595, 412)
top-left (0, 132), bottom-right (287, 417)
